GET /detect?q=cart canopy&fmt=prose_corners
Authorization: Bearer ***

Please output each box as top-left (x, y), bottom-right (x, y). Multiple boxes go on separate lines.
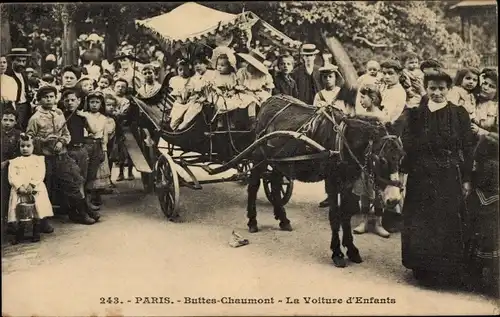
top-left (135, 2), bottom-right (302, 53)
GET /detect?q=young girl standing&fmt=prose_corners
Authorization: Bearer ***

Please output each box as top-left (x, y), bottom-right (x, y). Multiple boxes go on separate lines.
top-left (78, 91), bottom-right (109, 215)
top-left (91, 98), bottom-right (115, 195)
top-left (447, 67), bottom-right (480, 118)
top-left (8, 133), bottom-right (53, 244)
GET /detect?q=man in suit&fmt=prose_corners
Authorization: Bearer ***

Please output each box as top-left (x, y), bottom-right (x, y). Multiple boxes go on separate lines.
top-left (5, 48), bottom-right (33, 130)
top-left (291, 44), bottom-right (322, 104)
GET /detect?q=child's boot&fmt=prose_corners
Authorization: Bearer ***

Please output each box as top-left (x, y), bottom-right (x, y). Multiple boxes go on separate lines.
top-left (79, 198), bottom-right (100, 222)
top-left (32, 219), bottom-right (41, 242)
top-left (374, 215), bottom-right (390, 238)
top-left (127, 166), bottom-right (135, 180)
top-left (353, 214), bottom-right (369, 234)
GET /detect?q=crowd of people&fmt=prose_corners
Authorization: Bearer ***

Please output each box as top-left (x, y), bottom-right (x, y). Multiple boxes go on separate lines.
top-left (1, 27), bottom-right (498, 295)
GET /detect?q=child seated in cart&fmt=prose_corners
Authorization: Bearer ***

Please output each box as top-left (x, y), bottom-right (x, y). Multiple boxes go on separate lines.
top-left (235, 50), bottom-right (275, 129)
top-left (169, 59), bottom-right (195, 130)
top-left (209, 46), bottom-right (274, 130)
top-left (8, 133), bottom-right (53, 244)
top-left (170, 54), bottom-right (215, 131)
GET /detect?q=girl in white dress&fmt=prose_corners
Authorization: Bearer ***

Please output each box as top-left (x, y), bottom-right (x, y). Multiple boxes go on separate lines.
top-left (78, 91), bottom-right (109, 211)
top-left (235, 50), bottom-right (275, 128)
top-left (169, 59), bottom-right (195, 130)
top-left (174, 55), bottom-right (216, 131)
top-left (8, 133), bottom-right (53, 244)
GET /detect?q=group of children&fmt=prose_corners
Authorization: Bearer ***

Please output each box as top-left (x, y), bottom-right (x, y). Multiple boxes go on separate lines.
top-left (168, 46), bottom-right (275, 131)
top-left (0, 64), bottom-right (142, 244)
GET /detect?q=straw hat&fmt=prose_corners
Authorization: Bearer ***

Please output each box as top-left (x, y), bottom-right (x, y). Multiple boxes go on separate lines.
top-left (7, 48), bottom-right (32, 57)
top-left (237, 50), bottom-right (269, 75)
top-left (319, 64), bottom-right (344, 86)
top-left (300, 43), bottom-right (319, 56)
top-left (77, 34), bottom-right (89, 42)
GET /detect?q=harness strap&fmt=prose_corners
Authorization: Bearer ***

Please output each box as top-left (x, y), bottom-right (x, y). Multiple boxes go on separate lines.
top-left (258, 102), bottom-right (293, 138)
top-left (334, 121), bottom-right (346, 161)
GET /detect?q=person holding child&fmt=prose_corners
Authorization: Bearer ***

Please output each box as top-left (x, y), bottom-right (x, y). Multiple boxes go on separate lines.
top-left (8, 133), bottom-right (53, 244)
top-left (467, 69), bottom-right (499, 294)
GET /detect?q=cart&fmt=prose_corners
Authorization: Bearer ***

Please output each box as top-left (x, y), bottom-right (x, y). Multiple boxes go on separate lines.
top-left (125, 3), bottom-right (328, 220)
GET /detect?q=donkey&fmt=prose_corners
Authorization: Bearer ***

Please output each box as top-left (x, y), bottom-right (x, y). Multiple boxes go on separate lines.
top-left (245, 95), bottom-right (406, 267)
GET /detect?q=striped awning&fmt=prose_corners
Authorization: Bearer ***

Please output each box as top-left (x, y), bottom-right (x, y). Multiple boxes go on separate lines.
top-left (135, 2), bottom-right (301, 53)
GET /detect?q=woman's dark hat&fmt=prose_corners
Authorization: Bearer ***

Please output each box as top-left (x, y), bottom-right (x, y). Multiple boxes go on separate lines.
top-left (7, 48), bottom-right (32, 58)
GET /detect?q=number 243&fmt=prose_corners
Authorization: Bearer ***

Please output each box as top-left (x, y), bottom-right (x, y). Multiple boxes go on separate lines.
top-left (100, 297), bottom-right (120, 304)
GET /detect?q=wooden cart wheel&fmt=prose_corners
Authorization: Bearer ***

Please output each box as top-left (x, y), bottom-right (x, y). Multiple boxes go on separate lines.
top-left (140, 128), bottom-right (155, 193)
top-left (263, 168), bottom-right (293, 206)
top-left (154, 154), bottom-right (180, 221)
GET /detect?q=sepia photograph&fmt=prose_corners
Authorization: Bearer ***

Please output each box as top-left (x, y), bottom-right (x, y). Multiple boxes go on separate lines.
top-left (1, 1), bottom-right (498, 316)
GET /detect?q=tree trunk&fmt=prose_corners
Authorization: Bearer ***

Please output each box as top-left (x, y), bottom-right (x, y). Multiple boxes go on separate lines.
top-left (105, 5), bottom-right (119, 61)
top-left (0, 4), bottom-right (12, 55)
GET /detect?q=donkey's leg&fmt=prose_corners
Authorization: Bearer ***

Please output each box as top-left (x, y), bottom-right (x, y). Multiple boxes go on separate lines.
top-left (341, 191), bottom-right (363, 264)
top-left (247, 164), bottom-right (263, 233)
top-left (271, 171), bottom-right (292, 231)
top-left (328, 185), bottom-right (345, 267)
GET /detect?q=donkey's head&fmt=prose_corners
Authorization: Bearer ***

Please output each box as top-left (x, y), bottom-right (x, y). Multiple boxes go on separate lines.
top-left (348, 117), bottom-right (406, 209)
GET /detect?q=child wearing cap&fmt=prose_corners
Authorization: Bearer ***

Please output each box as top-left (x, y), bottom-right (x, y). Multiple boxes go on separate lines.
top-left (313, 64), bottom-right (350, 115)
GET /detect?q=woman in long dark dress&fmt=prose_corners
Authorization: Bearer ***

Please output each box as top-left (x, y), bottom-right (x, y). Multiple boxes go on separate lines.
top-left (401, 70), bottom-right (475, 283)
top-left (468, 69), bottom-right (499, 295)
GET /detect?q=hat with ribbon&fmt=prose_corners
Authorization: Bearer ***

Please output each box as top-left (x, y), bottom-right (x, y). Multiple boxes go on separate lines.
top-left (319, 63), bottom-right (344, 87)
top-left (7, 47), bottom-right (32, 57)
top-left (237, 49), bottom-right (269, 75)
top-left (300, 43), bottom-right (320, 56)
